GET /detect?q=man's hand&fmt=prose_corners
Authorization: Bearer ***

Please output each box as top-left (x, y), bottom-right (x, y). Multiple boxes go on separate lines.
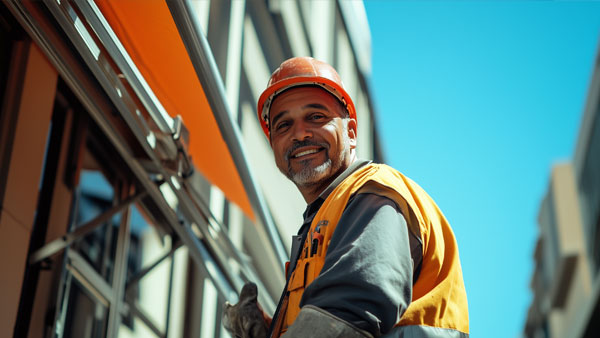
top-left (222, 282), bottom-right (269, 338)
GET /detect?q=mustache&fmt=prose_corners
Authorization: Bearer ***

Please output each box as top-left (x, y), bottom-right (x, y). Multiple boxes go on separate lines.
top-left (284, 140), bottom-right (328, 161)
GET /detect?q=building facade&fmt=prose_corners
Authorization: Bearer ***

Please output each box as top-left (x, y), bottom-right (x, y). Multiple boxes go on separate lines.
top-left (524, 43), bottom-right (600, 338)
top-left (0, 1), bottom-right (382, 337)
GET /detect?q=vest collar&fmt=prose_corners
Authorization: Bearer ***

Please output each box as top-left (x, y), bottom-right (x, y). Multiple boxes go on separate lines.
top-left (302, 159), bottom-right (372, 220)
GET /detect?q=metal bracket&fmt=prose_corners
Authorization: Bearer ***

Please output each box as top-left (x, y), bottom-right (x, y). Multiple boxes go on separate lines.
top-left (158, 115), bottom-right (193, 179)
top-left (29, 190), bottom-right (147, 265)
top-left (125, 240), bottom-right (183, 294)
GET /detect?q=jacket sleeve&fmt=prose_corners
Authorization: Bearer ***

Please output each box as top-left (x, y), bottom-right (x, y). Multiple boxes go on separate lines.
top-left (299, 193), bottom-right (414, 336)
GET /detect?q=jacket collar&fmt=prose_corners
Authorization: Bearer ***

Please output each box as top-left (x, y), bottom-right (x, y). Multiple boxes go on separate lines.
top-left (302, 159), bottom-right (371, 220)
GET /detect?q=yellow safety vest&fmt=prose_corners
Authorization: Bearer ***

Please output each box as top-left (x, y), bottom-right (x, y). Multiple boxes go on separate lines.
top-left (274, 163), bottom-right (469, 336)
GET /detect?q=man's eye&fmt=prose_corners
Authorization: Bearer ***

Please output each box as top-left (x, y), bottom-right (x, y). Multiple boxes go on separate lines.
top-left (309, 114), bottom-right (325, 120)
top-left (275, 122), bottom-right (290, 131)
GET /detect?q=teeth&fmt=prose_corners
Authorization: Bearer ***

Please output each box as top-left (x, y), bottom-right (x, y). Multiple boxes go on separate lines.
top-left (294, 149), bottom-right (319, 158)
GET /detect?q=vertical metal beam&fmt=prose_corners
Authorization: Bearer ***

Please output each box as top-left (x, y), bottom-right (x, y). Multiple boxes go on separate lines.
top-left (106, 184), bottom-right (132, 337)
top-left (164, 254), bottom-right (176, 337)
top-left (224, 0), bottom-right (246, 118)
top-left (54, 270), bottom-right (73, 338)
top-left (166, 0), bottom-right (287, 269)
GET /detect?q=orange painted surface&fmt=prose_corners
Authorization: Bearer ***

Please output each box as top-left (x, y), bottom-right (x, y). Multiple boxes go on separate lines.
top-left (96, 0), bottom-right (254, 220)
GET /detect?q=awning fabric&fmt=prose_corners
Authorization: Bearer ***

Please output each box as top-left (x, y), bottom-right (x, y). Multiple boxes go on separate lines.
top-left (96, 0), bottom-right (254, 220)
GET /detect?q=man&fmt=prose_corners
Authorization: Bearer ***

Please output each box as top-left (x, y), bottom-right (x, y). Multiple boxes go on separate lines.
top-left (233, 56), bottom-right (469, 338)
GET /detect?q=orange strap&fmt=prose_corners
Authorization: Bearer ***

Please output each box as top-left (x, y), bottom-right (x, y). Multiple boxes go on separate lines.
top-left (270, 294), bottom-right (288, 338)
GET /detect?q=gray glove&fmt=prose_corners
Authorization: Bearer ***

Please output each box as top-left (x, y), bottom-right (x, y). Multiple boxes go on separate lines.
top-left (222, 282), bottom-right (268, 338)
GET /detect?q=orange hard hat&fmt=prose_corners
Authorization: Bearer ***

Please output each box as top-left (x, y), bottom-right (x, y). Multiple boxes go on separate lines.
top-left (257, 56), bottom-right (356, 137)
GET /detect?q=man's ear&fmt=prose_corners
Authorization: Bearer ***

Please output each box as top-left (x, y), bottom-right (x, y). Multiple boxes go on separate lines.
top-left (346, 118), bottom-right (357, 149)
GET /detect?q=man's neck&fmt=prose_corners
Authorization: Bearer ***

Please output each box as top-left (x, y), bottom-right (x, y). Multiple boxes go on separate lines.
top-left (298, 156), bottom-right (365, 204)
top-left (298, 166), bottom-right (347, 204)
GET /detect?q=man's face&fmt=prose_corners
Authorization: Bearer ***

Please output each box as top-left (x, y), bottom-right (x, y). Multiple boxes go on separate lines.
top-left (268, 86), bottom-right (356, 188)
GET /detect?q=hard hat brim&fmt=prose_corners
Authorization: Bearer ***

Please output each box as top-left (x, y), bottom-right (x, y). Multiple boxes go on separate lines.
top-left (257, 76), bottom-right (357, 138)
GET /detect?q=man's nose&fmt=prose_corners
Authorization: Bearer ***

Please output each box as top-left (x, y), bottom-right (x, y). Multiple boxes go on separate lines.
top-left (291, 121), bottom-right (312, 141)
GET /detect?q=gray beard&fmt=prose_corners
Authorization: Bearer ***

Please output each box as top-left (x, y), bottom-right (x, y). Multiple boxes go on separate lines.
top-left (290, 157), bottom-right (335, 187)
top-left (285, 130), bottom-right (349, 188)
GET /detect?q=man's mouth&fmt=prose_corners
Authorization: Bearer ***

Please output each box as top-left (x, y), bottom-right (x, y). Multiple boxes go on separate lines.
top-left (285, 140), bottom-right (328, 161)
top-left (292, 148), bottom-right (323, 159)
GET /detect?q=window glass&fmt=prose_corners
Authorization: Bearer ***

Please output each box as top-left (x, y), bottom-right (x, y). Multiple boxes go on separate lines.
top-left (579, 108), bottom-right (600, 271)
top-left (72, 169), bottom-right (118, 283)
top-left (118, 204), bottom-right (173, 337)
top-left (60, 277), bottom-right (109, 338)
top-left (118, 319), bottom-right (160, 338)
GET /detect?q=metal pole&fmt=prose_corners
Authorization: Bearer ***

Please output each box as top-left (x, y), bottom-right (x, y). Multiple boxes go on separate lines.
top-left (166, 0), bottom-right (287, 269)
top-left (164, 252), bottom-right (176, 337)
top-left (106, 184), bottom-right (133, 338)
top-left (72, 0), bottom-right (174, 134)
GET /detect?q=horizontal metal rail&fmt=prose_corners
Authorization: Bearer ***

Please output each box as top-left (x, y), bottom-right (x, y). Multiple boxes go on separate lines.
top-left (72, 0), bottom-right (174, 134)
top-left (66, 249), bottom-right (113, 307)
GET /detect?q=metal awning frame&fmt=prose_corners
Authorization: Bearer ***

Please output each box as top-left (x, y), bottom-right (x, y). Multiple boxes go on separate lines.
top-left (6, 0), bottom-right (276, 312)
top-left (73, 0), bottom-right (287, 269)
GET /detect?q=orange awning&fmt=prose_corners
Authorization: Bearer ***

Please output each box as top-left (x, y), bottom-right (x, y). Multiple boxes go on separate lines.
top-left (96, 0), bottom-right (254, 220)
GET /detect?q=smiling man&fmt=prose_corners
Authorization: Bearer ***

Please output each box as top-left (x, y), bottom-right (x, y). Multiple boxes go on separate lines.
top-left (268, 85), bottom-right (355, 203)
top-left (251, 57), bottom-right (469, 338)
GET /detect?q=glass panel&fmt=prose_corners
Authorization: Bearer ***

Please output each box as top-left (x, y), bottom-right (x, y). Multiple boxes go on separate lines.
top-left (120, 204), bottom-right (172, 336)
top-left (61, 277), bottom-right (109, 338)
top-left (200, 278), bottom-right (218, 338)
top-left (118, 318), bottom-right (160, 338)
top-left (579, 108), bottom-right (600, 271)
top-left (72, 169), bottom-right (119, 283)
top-left (128, 204), bottom-right (170, 275)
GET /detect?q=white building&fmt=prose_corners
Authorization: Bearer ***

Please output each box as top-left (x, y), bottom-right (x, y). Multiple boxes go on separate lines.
top-left (524, 42), bottom-right (600, 338)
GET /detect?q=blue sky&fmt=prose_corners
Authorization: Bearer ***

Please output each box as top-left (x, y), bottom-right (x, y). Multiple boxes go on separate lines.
top-left (364, 1), bottom-right (600, 337)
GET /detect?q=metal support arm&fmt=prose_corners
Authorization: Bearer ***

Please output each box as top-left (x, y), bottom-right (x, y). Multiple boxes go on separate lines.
top-left (29, 191), bottom-right (146, 265)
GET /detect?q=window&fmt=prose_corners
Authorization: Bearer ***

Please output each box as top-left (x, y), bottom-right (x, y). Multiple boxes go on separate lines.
top-left (579, 106), bottom-right (600, 273)
top-left (16, 79), bottom-right (187, 338)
